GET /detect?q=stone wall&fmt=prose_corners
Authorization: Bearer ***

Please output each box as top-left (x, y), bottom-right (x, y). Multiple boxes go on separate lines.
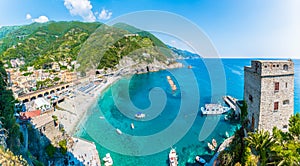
top-left (244, 67), bottom-right (261, 131)
top-left (259, 74), bottom-right (294, 132)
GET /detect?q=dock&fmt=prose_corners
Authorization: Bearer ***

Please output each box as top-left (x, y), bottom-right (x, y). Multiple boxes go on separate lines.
top-left (223, 95), bottom-right (237, 111)
top-left (166, 76), bottom-right (177, 91)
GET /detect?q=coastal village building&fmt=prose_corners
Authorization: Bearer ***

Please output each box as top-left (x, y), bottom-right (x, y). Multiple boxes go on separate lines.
top-left (64, 71), bottom-right (78, 83)
top-left (244, 60), bottom-right (294, 132)
top-left (31, 113), bottom-right (58, 140)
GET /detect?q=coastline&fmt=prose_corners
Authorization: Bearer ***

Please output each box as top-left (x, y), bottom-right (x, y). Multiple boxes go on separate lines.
top-left (55, 61), bottom-right (183, 136)
top-left (54, 76), bottom-right (121, 136)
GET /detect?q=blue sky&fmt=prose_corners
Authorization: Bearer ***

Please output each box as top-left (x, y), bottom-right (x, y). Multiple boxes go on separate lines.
top-left (0, 0), bottom-right (299, 58)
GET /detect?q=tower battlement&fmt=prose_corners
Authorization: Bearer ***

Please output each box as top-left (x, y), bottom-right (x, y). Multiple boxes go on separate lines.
top-left (244, 60), bottom-right (294, 77)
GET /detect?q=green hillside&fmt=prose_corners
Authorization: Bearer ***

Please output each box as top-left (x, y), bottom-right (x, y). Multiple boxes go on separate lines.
top-left (0, 21), bottom-right (102, 69)
top-left (0, 25), bottom-right (21, 40)
top-left (113, 23), bottom-right (169, 50)
top-left (0, 21), bottom-right (175, 72)
top-left (77, 23), bottom-right (175, 71)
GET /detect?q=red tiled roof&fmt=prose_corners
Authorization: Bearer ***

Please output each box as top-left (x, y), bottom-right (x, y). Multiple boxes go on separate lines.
top-left (20, 110), bottom-right (41, 120)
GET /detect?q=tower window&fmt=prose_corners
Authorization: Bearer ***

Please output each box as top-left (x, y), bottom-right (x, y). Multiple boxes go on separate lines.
top-left (274, 102), bottom-right (279, 111)
top-left (249, 95), bottom-right (253, 102)
top-left (283, 100), bottom-right (289, 105)
top-left (277, 64), bottom-right (279, 67)
top-left (285, 82), bottom-right (288, 88)
top-left (283, 64), bottom-right (288, 71)
top-left (274, 82), bottom-right (279, 91)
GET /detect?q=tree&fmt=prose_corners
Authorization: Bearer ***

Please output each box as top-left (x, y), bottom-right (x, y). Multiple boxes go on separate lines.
top-left (289, 113), bottom-right (300, 140)
top-left (245, 130), bottom-right (275, 165)
top-left (53, 77), bottom-right (60, 82)
top-left (58, 139), bottom-right (67, 155)
top-left (0, 148), bottom-right (28, 166)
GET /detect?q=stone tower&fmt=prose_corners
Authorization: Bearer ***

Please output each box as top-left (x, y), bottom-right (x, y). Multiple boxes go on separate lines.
top-left (244, 60), bottom-right (294, 132)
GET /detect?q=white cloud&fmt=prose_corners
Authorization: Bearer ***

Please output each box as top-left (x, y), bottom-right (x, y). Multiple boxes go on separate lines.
top-left (64, 0), bottom-right (96, 22)
top-left (98, 8), bottom-right (112, 20)
top-left (33, 16), bottom-right (49, 23)
top-left (26, 14), bottom-right (32, 20)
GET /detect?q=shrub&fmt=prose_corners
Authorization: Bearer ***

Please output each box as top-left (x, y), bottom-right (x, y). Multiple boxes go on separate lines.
top-left (45, 144), bottom-right (56, 158)
top-left (58, 139), bottom-right (67, 155)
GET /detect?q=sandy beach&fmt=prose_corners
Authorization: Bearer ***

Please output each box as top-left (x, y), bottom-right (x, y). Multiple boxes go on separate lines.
top-left (53, 76), bottom-right (121, 135)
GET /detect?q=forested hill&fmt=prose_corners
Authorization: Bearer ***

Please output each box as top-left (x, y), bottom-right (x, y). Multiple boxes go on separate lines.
top-left (0, 21), bottom-right (176, 71)
top-left (78, 23), bottom-right (175, 71)
top-left (0, 21), bottom-right (102, 69)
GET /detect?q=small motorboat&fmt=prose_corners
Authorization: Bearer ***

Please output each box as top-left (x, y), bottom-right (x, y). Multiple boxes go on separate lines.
top-left (224, 115), bottom-right (229, 121)
top-left (131, 123), bottom-right (135, 129)
top-left (169, 148), bottom-right (178, 166)
top-left (135, 112), bottom-right (146, 119)
top-left (195, 155), bottom-right (206, 165)
top-left (225, 131), bottom-right (229, 138)
top-left (188, 65), bottom-right (192, 69)
top-left (116, 128), bottom-right (122, 135)
top-left (103, 153), bottom-right (113, 166)
top-left (212, 138), bottom-right (217, 148)
top-left (207, 142), bottom-right (215, 151)
top-left (99, 116), bottom-right (105, 119)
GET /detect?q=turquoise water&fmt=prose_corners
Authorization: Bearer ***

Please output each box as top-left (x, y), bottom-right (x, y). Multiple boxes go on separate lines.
top-left (76, 59), bottom-right (300, 166)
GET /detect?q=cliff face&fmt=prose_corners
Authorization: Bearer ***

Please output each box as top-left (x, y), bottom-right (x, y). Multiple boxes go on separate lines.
top-left (116, 56), bottom-right (183, 76)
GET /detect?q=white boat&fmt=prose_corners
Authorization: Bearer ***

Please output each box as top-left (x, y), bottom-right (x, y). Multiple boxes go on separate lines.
top-left (116, 128), bottom-right (122, 135)
top-left (195, 155), bottom-right (206, 165)
top-left (99, 116), bottom-right (105, 119)
top-left (201, 104), bottom-right (230, 115)
top-left (212, 139), bottom-right (217, 148)
top-left (224, 115), bottom-right (229, 121)
top-left (103, 153), bottom-right (113, 166)
top-left (131, 123), bottom-right (135, 129)
top-left (169, 148), bottom-right (178, 166)
top-left (225, 131), bottom-right (229, 138)
top-left (135, 113), bottom-right (146, 119)
top-left (207, 142), bottom-right (215, 151)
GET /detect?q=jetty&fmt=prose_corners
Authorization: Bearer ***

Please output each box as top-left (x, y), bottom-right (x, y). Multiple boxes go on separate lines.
top-left (223, 95), bottom-right (242, 116)
top-left (166, 76), bottom-right (177, 91)
top-left (207, 136), bottom-right (234, 166)
top-left (223, 96), bottom-right (237, 111)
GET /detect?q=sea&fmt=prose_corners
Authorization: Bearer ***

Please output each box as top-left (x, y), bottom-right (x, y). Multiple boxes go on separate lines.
top-left (75, 58), bottom-right (300, 166)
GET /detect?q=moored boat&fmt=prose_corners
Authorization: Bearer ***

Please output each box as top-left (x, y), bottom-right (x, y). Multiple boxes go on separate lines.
top-left (212, 138), bottom-right (217, 148)
top-left (195, 155), bottom-right (206, 165)
top-left (103, 153), bottom-right (113, 166)
top-left (135, 112), bottom-right (146, 119)
top-left (225, 131), bottom-right (229, 138)
top-left (207, 142), bottom-right (215, 151)
top-left (131, 123), bottom-right (135, 129)
top-left (201, 104), bottom-right (230, 115)
top-left (224, 115), bottom-right (229, 121)
top-left (116, 128), bottom-right (122, 135)
top-left (169, 148), bottom-right (178, 166)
